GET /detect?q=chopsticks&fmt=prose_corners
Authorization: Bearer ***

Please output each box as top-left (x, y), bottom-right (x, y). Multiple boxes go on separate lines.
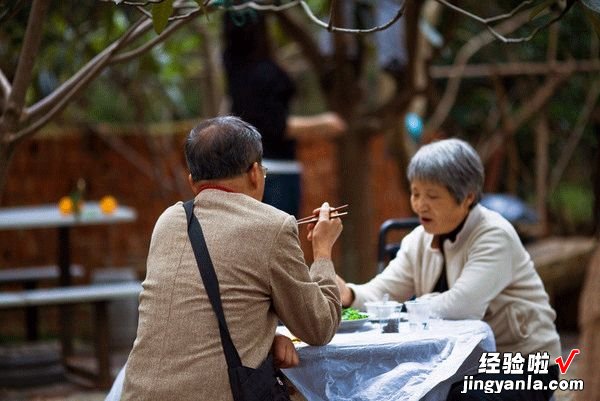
top-left (297, 204), bottom-right (349, 225)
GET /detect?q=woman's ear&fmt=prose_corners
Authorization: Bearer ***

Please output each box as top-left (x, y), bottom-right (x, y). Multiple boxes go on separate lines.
top-left (464, 192), bottom-right (476, 208)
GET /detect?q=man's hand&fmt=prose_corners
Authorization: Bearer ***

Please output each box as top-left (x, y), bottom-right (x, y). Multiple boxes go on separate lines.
top-left (307, 202), bottom-right (343, 260)
top-left (271, 334), bottom-right (299, 369)
top-left (336, 274), bottom-right (355, 307)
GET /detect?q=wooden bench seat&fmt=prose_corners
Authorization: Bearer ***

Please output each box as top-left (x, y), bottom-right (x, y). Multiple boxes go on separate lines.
top-left (0, 264), bottom-right (84, 285)
top-left (0, 264), bottom-right (85, 341)
top-left (0, 282), bottom-right (141, 308)
top-left (0, 282), bottom-right (142, 389)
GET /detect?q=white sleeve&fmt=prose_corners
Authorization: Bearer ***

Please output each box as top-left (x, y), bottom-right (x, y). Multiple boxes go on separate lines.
top-left (348, 232), bottom-right (418, 309)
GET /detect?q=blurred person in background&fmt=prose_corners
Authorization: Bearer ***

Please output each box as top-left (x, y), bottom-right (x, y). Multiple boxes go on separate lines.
top-left (223, 10), bottom-right (345, 217)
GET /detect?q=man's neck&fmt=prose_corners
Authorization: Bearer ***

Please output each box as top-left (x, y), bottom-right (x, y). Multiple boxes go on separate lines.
top-left (192, 175), bottom-right (261, 201)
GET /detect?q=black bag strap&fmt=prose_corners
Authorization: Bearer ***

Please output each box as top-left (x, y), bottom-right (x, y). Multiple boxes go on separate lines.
top-left (183, 200), bottom-right (242, 370)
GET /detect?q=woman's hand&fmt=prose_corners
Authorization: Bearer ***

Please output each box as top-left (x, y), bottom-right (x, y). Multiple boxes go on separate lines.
top-left (307, 202), bottom-right (343, 260)
top-left (271, 334), bottom-right (299, 369)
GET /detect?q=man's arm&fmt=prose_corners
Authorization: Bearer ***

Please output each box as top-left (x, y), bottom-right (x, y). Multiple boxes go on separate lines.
top-left (269, 203), bottom-right (343, 345)
top-left (286, 112), bottom-right (347, 140)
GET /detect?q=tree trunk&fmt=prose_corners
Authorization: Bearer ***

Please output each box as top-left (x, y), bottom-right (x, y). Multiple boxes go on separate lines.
top-left (594, 122), bottom-right (600, 236)
top-left (0, 139), bottom-right (17, 203)
top-left (535, 115), bottom-right (549, 235)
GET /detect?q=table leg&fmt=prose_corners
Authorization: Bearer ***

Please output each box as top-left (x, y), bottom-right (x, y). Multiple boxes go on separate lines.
top-left (58, 227), bottom-right (73, 358)
top-left (94, 301), bottom-right (112, 389)
top-left (24, 281), bottom-right (39, 341)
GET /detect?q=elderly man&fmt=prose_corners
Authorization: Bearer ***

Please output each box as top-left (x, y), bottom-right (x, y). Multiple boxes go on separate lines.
top-left (121, 116), bottom-right (342, 400)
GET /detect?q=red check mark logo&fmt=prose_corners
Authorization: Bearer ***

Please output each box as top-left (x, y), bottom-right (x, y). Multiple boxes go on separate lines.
top-left (555, 349), bottom-right (580, 374)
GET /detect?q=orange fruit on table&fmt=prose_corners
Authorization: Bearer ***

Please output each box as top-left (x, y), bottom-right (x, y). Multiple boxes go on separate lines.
top-left (58, 196), bottom-right (73, 215)
top-left (100, 195), bottom-right (118, 214)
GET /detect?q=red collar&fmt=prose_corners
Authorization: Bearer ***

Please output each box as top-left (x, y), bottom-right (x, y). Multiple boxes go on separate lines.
top-left (197, 184), bottom-right (236, 193)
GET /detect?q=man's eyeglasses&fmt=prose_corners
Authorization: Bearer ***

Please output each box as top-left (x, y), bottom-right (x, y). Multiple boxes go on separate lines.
top-left (247, 162), bottom-right (268, 178)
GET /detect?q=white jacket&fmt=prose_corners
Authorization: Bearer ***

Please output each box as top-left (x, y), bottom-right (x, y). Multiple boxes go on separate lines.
top-left (349, 205), bottom-right (561, 361)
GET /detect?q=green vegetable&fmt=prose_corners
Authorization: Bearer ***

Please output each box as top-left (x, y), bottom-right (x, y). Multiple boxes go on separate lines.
top-left (342, 307), bottom-right (368, 321)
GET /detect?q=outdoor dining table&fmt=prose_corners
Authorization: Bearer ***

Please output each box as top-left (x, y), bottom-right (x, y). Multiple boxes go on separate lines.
top-left (0, 202), bottom-right (137, 354)
top-left (281, 319), bottom-right (495, 401)
top-left (104, 319), bottom-right (495, 401)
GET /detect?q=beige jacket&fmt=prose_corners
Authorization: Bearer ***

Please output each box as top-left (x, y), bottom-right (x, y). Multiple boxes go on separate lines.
top-left (121, 190), bottom-right (341, 401)
top-left (349, 205), bottom-right (561, 361)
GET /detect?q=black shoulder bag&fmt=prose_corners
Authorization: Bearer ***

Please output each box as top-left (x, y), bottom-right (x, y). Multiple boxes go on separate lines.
top-left (183, 200), bottom-right (291, 401)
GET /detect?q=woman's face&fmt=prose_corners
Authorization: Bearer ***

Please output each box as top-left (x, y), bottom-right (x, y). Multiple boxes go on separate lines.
top-left (410, 179), bottom-right (474, 235)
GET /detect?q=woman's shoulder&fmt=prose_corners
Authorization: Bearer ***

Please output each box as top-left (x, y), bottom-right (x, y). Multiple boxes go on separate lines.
top-left (468, 205), bottom-right (522, 243)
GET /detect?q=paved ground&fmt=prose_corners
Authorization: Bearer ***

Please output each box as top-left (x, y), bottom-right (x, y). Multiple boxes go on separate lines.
top-left (0, 331), bottom-right (582, 401)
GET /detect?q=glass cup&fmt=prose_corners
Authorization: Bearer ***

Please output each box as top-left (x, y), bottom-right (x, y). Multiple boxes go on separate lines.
top-left (404, 299), bottom-right (431, 330)
top-left (365, 301), bottom-right (399, 333)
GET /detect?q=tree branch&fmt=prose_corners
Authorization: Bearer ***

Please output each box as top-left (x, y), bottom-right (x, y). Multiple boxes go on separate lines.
top-left (429, 59), bottom-right (600, 79)
top-left (298, 0), bottom-right (406, 34)
top-left (434, 0), bottom-right (572, 43)
top-left (513, 73), bottom-right (571, 129)
top-left (111, 10), bottom-right (199, 63)
top-left (273, 10), bottom-right (326, 78)
top-left (2, 0), bottom-right (50, 128)
top-left (12, 18), bottom-right (149, 142)
top-left (426, 11), bottom-right (531, 134)
top-left (0, 69), bottom-right (10, 100)
top-left (549, 78), bottom-right (600, 193)
top-left (24, 17), bottom-right (151, 124)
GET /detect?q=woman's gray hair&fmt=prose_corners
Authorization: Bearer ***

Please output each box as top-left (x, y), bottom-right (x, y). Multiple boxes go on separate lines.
top-left (407, 138), bottom-right (484, 206)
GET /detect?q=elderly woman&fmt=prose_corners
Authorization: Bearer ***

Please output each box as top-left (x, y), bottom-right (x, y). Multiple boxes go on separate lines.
top-left (337, 139), bottom-right (560, 401)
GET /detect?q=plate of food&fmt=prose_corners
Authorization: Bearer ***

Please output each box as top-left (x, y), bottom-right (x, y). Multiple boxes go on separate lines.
top-left (338, 307), bottom-right (370, 332)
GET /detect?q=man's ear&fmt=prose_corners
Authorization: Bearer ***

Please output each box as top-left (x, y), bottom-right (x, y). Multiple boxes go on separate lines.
top-left (247, 162), bottom-right (260, 189)
top-left (188, 174), bottom-right (200, 195)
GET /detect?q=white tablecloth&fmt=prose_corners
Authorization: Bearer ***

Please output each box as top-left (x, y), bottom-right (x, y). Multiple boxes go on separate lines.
top-left (281, 319), bottom-right (495, 401)
top-left (105, 320), bottom-right (495, 401)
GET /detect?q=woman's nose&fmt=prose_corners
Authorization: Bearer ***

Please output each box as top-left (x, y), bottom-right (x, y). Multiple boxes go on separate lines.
top-left (414, 199), bottom-right (428, 213)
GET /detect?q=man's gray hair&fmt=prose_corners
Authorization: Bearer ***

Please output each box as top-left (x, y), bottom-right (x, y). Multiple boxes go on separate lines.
top-left (185, 116), bottom-right (263, 181)
top-left (407, 138), bottom-right (484, 206)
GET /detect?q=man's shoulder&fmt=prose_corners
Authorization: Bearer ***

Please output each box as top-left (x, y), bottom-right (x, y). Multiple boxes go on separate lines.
top-left (152, 201), bottom-right (186, 232)
top-left (200, 191), bottom-right (294, 229)
top-left (233, 194), bottom-right (294, 228)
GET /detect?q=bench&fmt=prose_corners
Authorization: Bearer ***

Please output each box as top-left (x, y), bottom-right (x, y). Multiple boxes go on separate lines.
top-left (0, 264), bottom-right (84, 341)
top-left (526, 236), bottom-right (597, 328)
top-left (0, 282), bottom-right (142, 388)
top-left (0, 264), bottom-right (84, 285)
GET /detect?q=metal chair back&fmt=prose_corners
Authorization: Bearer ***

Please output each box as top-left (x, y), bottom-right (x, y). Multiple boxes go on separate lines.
top-left (377, 217), bottom-right (420, 274)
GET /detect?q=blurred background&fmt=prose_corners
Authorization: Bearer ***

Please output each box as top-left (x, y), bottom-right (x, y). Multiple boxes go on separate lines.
top-left (0, 1), bottom-right (598, 399)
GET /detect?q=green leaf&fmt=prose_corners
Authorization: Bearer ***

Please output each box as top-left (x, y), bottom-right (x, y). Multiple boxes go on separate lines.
top-left (529, 0), bottom-right (555, 21)
top-left (583, 7), bottom-right (600, 39)
top-left (152, 0), bottom-right (174, 34)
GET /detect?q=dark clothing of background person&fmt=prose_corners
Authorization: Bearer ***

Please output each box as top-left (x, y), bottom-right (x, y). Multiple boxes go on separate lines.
top-left (222, 11), bottom-right (296, 160)
top-left (225, 59), bottom-right (296, 160)
top-left (223, 11), bottom-right (301, 216)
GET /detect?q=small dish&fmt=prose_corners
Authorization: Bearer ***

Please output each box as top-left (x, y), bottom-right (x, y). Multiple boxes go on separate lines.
top-left (338, 317), bottom-right (370, 332)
